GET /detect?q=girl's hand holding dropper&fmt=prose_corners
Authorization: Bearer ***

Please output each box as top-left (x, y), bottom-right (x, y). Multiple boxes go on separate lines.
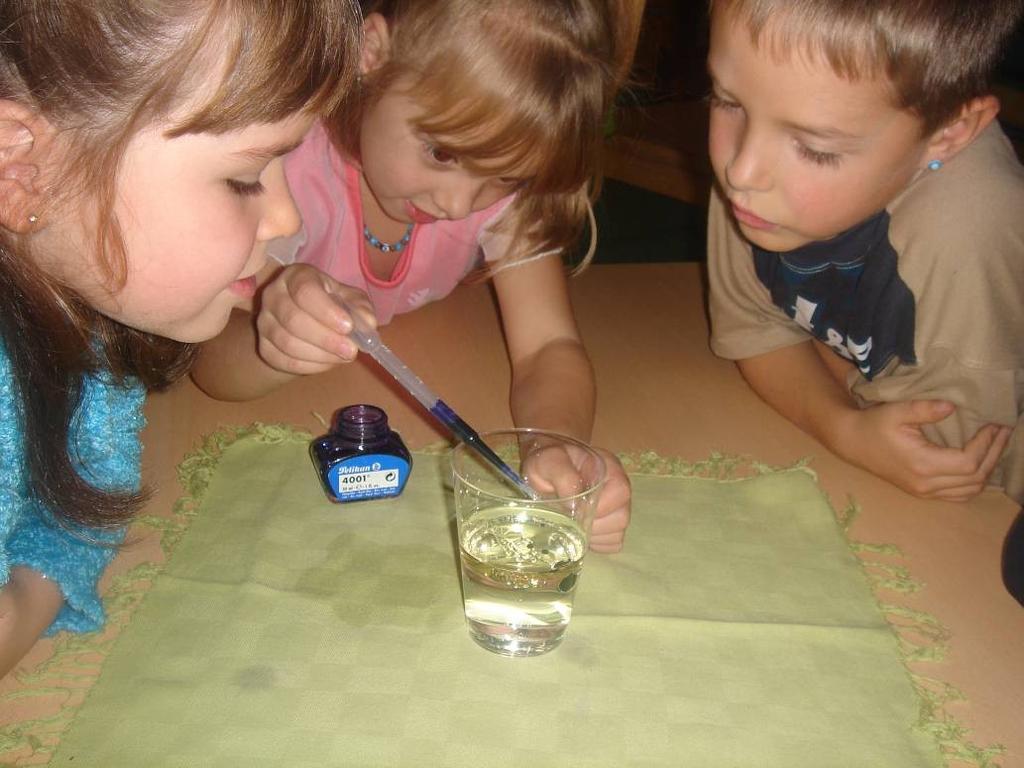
top-left (255, 263), bottom-right (377, 375)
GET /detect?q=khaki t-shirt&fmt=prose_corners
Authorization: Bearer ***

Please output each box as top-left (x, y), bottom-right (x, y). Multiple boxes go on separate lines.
top-left (708, 123), bottom-right (1024, 503)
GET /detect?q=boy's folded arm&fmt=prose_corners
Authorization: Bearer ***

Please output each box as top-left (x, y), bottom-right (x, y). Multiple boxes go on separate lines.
top-left (736, 341), bottom-right (861, 449)
top-left (736, 343), bottom-right (1009, 501)
top-left (852, 354), bottom-right (1021, 501)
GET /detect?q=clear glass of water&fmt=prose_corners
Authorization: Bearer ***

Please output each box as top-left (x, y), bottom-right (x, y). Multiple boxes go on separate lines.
top-left (451, 429), bottom-right (606, 657)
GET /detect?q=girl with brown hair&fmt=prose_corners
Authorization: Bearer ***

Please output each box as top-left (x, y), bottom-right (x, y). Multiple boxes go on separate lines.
top-left (0, 0), bottom-right (361, 677)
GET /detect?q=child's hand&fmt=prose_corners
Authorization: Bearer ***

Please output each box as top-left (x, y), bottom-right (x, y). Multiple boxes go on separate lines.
top-left (522, 442), bottom-right (631, 553)
top-left (255, 264), bottom-right (376, 375)
top-left (588, 448), bottom-right (632, 553)
top-left (842, 399), bottom-right (1011, 501)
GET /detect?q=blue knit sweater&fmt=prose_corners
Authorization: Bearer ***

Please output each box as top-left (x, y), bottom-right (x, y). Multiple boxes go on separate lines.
top-left (0, 343), bottom-right (145, 634)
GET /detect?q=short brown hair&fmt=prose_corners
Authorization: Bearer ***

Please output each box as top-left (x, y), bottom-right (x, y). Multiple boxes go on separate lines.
top-left (711, 0), bottom-right (1024, 132)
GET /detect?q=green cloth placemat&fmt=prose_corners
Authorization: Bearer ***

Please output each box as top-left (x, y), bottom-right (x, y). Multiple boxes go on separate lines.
top-left (47, 428), bottom-right (944, 768)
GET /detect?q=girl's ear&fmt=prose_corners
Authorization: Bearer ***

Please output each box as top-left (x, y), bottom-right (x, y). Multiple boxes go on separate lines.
top-left (0, 100), bottom-right (53, 234)
top-left (924, 95), bottom-right (1000, 167)
top-left (361, 13), bottom-right (392, 75)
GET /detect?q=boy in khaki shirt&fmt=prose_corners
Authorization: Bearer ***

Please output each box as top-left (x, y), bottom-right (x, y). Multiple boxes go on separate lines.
top-left (706, 0), bottom-right (1024, 503)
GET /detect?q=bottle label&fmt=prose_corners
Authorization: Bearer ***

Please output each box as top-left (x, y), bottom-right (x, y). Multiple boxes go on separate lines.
top-left (327, 454), bottom-right (410, 501)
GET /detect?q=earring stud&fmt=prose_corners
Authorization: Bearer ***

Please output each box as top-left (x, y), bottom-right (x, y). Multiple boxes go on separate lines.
top-left (27, 214), bottom-right (39, 224)
top-left (927, 159), bottom-right (943, 171)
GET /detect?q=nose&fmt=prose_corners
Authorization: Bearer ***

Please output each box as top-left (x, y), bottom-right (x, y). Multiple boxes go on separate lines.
top-left (256, 160), bottom-right (302, 242)
top-left (433, 177), bottom-right (481, 221)
top-left (724, 125), bottom-right (772, 193)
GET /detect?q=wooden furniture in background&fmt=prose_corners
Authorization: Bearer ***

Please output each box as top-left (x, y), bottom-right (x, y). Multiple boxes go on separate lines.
top-left (604, 2), bottom-right (712, 207)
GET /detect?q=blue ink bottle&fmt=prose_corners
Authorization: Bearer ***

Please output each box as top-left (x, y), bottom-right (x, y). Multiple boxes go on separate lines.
top-left (310, 404), bottom-right (412, 503)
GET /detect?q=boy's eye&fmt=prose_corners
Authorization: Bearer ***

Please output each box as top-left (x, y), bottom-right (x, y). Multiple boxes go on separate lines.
top-left (797, 144), bottom-right (842, 168)
top-left (226, 178), bottom-right (266, 197)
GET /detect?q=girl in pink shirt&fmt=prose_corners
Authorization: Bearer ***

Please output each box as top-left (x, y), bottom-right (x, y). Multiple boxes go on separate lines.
top-left (193, 0), bottom-right (644, 552)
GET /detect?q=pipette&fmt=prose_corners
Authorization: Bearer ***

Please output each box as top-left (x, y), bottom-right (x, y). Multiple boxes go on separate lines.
top-left (334, 297), bottom-right (538, 500)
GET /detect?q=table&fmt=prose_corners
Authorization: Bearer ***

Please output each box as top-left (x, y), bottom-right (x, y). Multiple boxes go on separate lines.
top-left (3, 263), bottom-right (1022, 764)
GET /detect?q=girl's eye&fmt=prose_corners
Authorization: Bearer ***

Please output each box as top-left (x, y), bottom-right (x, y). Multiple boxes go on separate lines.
top-left (226, 178), bottom-right (265, 197)
top-left (797, 144), bottom-right (842, 168)
top-left (707, 93), bottom-right (741, 112)
top-left (426, 144), bottom-right (456, 165)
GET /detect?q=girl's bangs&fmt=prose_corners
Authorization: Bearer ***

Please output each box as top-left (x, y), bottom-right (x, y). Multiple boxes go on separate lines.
top-left (170, 0), bottom-right (361, 135)
top-left (407, 55), bottom-right (600, 194)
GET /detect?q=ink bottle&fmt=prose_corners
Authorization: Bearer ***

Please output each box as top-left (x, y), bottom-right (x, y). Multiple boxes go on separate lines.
top-left (310, 404), bottom-right (412, 503)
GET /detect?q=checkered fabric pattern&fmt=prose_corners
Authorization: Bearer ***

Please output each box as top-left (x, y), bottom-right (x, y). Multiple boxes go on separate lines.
top-left (51, 433), bottom-right (942, 767)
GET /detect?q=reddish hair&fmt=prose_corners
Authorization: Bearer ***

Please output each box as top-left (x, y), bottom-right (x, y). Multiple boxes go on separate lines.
top-left (334, 0), bottom-right (645, 270)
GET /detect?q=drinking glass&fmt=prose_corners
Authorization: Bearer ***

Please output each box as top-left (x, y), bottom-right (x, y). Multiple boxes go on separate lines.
top-left (451, 429), bottom-right (606, 657)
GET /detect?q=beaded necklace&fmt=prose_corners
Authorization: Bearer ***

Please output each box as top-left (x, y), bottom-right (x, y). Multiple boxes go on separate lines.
top-left (363, 223), bottom-right (414, 254)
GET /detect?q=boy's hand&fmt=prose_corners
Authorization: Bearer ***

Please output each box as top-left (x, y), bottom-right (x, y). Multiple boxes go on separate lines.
top-left (521, 443), bottom-right (632, 553)
top-left (256, 264), bottom-right (376, 375)
top-left (842, 399), bottom-right (1012, 501)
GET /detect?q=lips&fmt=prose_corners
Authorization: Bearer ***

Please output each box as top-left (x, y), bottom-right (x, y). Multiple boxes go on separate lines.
top-left (405, 201), bottom-right (438, 225)
top-left (730, 201), bottom-right (775, 231)
top-left (229, 274), bottom-right (258, 298)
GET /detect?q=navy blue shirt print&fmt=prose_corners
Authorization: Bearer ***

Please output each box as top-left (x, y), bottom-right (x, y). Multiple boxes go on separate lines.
top-left (752, 211), bottom-right (916, 380)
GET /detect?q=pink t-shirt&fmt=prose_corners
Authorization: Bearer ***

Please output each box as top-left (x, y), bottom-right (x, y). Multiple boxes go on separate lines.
top-left (267, 123), bottom-right (515, 324)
